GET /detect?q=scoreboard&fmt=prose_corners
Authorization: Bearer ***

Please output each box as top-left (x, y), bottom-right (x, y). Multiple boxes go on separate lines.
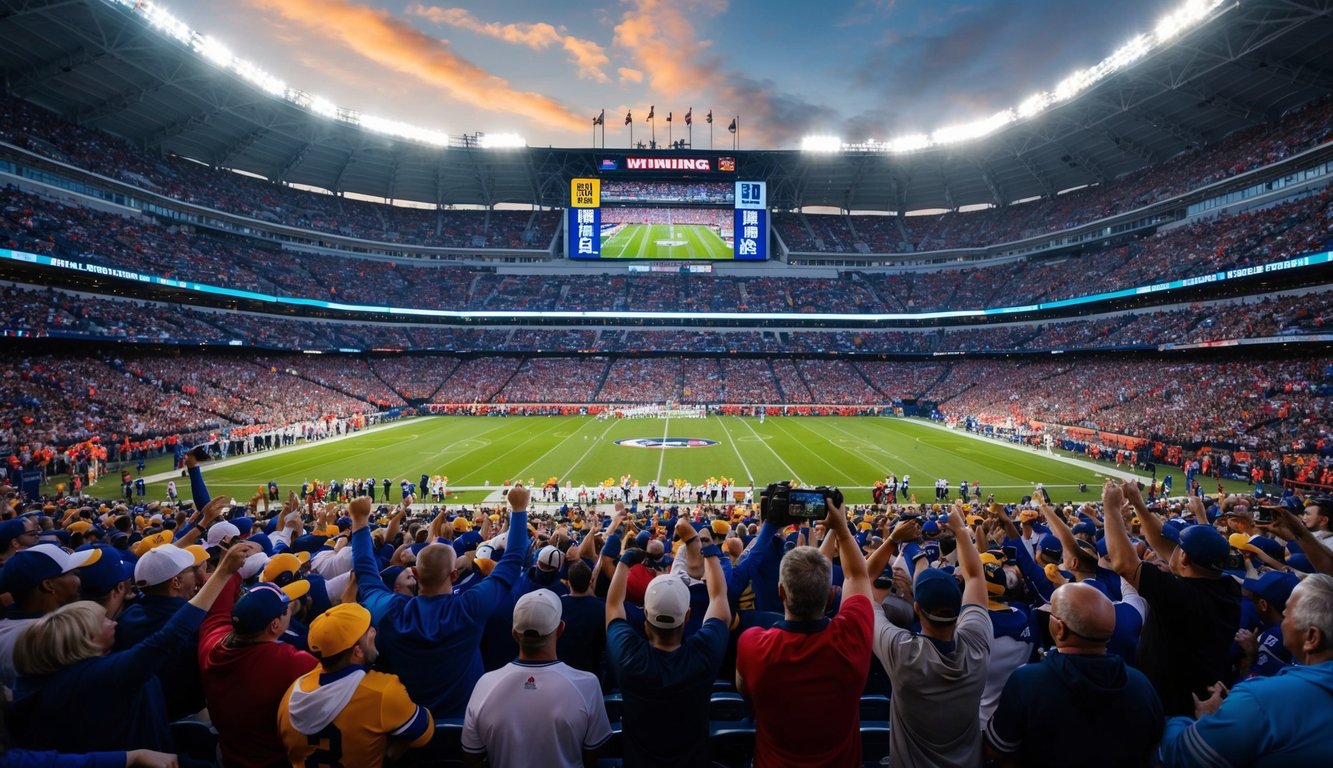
top-left (566, 159), bottom-right (767, 261)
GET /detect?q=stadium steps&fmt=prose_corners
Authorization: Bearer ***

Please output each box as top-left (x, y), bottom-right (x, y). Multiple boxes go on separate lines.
top-left (767, 359), bottom-right (788, 402)
top-left (590, 348), bottom-right (616, 400)
top-left (851, 271), bottom-right (905, 312)
top-left (796, 211), bottom-right (817, 245)
top-left (851, 361), bottom-right (891, 400)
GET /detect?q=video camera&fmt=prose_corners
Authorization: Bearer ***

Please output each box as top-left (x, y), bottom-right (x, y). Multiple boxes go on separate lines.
top-left (759, 481), bottom-right (843, 528)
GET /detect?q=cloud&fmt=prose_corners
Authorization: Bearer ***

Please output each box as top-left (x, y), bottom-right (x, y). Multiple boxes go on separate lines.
top-left (849, 0), bottom-right (1171, 134)
top-left (618, 67), bottom-right (644, 84)
top-left (241, 0), bottom-right (588, 133)
top-left (409, 5), bottom-right (610, 83)
top-left (611, 0), bottom-right (831, 146)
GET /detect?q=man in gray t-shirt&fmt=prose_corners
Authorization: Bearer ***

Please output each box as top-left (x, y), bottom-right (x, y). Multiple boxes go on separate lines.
top-left (873, 509), bottom-right (992, 768)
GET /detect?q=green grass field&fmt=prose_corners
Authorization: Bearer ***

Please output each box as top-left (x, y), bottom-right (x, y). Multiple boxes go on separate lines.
top-left (83, 416), bottom-right (1255, 506)
top-left (600, 223), bottom-right (732, 259)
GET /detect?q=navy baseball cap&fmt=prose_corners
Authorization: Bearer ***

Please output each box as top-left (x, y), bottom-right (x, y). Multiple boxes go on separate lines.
top-left (914, 568), bottom-right (962, 623)
top-left (1178, 525), bottom-right (1229, 570)
top-left (1, 544), bottom-right (102, 596)
top-left (78, 545), bottom-right (135, 597)
top-left (1038, 534), bottom-right (1063, 559)
top-left (231, 581), bottom-right (307, 634)
top-left (1242, 571), bottom-right (1300, 611)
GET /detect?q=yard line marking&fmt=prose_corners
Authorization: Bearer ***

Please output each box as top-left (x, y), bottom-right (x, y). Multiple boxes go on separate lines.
top-left (514, 417), bottom-right (604, 479)
top-left (735, 416), bottom-right (803, 484)
top-left (655, 414), bottom-right (671, 484)
top-left (715, 415), bottom-right (755, 484)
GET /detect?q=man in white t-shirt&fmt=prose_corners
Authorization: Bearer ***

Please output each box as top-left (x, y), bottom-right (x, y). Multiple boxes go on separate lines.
top-left (462, 589), bottom-right (611, 768)
top-left (873, 509), bottom-right (991, 768)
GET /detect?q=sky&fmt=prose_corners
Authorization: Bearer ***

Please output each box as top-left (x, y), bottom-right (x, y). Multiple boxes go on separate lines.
top-left (167, 0), bottom-right (1183, 149)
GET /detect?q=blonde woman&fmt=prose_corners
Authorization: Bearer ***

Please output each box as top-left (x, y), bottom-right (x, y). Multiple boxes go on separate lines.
top-left (9, 543), bottom-right (254, 755)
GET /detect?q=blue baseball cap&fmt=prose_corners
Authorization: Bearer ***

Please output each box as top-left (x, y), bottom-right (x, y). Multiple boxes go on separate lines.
top-left (1178, 525), bottom-right (1229, 571)
top-left (1242, 571), bottom-right (1300, 611)
top-left (1, 544), bottom-right (102, 596)
top-left (77, 545), bottom-right (135, 597)
top-left (231, 581), bottom-right (307, 634)
top-left (1038, 535), bottom-right (1063, 559)
top-left (914, 568), bottom-right (962, 623)
top-left (1072, 522), bottom-right (1098, 537)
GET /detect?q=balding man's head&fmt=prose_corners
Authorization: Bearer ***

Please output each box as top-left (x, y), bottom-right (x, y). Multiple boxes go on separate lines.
top-left (415, 543), bottom-right (456, 593)
top-left (1049, 582), bottom-right (1115, 652)
top-left (646, 539), bottom-right (664, 559)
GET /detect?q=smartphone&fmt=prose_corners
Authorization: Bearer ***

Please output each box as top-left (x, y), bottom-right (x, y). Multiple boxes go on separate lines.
top-left (190, 444), bottom-right (211, 462)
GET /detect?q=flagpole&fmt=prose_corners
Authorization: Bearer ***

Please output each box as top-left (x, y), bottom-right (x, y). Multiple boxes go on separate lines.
top-left (687, 107), bottom-right (692, 149)
top-left (668, 114), bottom-right (672, 148)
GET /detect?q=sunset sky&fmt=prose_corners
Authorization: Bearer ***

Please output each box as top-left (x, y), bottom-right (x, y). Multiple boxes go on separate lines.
top-left (168, 0), bottom-right (1181, 148)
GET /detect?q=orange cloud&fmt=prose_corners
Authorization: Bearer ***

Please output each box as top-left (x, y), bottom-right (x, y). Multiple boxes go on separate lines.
top-left (618, 67), bottom-right (644, 84)
top-left (410, 5), bottom-right (610, 83)
top-left (612, 0), bottom-right (827, 145)
top-left (243, 0), bottom-right (588, 133)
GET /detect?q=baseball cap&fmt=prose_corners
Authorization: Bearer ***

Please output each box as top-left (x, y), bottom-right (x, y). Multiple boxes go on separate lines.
top-left (1178, 525), bottom-right (1229, 570)
top-left (1246, 536), bottom-right (1285, 561)
top-left (0, 519), bottom-right (29, 550)
top-left (1072, 522), bottom-right (1098, 537)
top-left (77, 545), bottom-right (135, 597)
top-left (536, 545), bottom-right (564, 572)
top-left (1243, 571), bottom-right (1300, 611)
top-left (914, 568), bottom-right (962, 623)
top-left (134, 545), bottom-right (208, 587)
top-left (132, 530), bottom-right (175, 557)
top-left (1, 544), bottom-right (102, 595)
top-left (921, 520), bottom-right (941, 537)
top-left (452, 517), bottom-right (472, 532)
top-left (512, 588), bottom-right (562, 637)
top-left (978, 553), bottom-right (1006, 596)
top-left (308, 603), bottom-right (372, 658)
top-left (644, 574), bottom-right (691, 628)
top-left (67, 520), bottom-right (95, 535)
top-left (206, 521), bottom-right (241, 548)
top-left (261, 552), bottom-right (310, 585)
top-left (1038, 534), bottom-right (1063, 559)
top-left (231, 581), bottom-right (308, 634)
top-left (1224, 504), bottom-right (1253, 520)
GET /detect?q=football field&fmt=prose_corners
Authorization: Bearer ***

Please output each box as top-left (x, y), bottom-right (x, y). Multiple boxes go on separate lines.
top-left (600, 223), bottom-right (732, 259)
top-left (90, 416), bottom-right (1255, 506)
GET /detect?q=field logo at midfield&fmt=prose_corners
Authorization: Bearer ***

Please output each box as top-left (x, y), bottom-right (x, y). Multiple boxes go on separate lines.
top-left (615, 438), bottom-right (718, 449)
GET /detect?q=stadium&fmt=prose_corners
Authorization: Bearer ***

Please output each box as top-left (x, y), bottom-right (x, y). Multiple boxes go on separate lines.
top-left (1, 0), bottom-right (1332, 766)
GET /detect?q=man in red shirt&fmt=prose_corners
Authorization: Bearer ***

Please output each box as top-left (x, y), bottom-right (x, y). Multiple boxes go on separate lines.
top-left (198, 570), bottom-right (318, 767)
top-left (735, 499), bottom-right (873, 767)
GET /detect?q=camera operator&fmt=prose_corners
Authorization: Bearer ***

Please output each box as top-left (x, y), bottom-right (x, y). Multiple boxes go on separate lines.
top-left (735, 489), bottom-right (872, 766)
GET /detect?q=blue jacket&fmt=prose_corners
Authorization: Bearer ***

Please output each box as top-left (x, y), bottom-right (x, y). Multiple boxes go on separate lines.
top-left (352, 511), bottom-right (529, 719)
top-left (1159, 659), bottom-right (1333, 768)
top-left (0, 752), bottom-right (124, 768)
top-left (112, 593), bottom-right (203, 719)
top-left (11, 604), bottom-right (205, 753)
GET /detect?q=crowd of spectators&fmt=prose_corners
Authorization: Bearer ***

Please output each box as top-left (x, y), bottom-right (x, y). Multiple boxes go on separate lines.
top-left (779, 96), bottom-right (1333, 254)
top-left (0, 94), bottom-right (559, 249)
top-left (933, 359), bottom-right (1332, 449)
top-left (1, 450), bottom-right (1331, 766)
top-left (4, 173), bottom-right (1328, 319)
top-left (7, 282), bottom-right (1329, 358)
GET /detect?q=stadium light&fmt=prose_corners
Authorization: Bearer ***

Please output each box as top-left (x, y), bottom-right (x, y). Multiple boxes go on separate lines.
top-left (816, 0), bottom-right (1225, 154)
top-left (800, 136), bottom-right (843, 153)
top-left (479, 133), bottom-right (527, 149)
top-left (111, 0), bottom-right (451, 149)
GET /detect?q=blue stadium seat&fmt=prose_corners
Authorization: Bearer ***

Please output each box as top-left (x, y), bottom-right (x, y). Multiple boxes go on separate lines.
top-left (712, 678), bottom-right (737, 693)
top-left (169, 719), bottom-right (218, 766)
top-left (861, 724), bottom-right (891, 766)
top-left (709, 691), bottom-right (752, 722)
top-left (603, 692), bottom-right (624, 723)
top-left (596, 725), bottom-right (624, 767)
top-left (859, 694), bottom-right (891, 723)
top-left (709, 723), bottom-right (756, 768)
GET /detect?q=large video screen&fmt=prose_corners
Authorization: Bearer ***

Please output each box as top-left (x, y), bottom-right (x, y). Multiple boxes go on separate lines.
top-left (567, 179), bottom-right (767, 261)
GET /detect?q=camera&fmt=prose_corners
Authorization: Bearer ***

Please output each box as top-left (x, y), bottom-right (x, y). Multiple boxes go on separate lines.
top-left (189, 443), bottom-right (212, 462)
top-left (759, 482), bottom-right (843, 527)
top-left (1254, 506), bottom-right (1278, 525)
top-left (1224, 551), bottom-right (1247, 571)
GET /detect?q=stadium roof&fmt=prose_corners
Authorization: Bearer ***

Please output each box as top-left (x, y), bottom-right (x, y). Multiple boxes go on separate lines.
top-left (2, 0), bottom-right (1332, 212)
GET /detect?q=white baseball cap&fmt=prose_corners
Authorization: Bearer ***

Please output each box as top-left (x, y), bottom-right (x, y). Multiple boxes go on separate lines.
top-left (644, 574), bottom-right (691, 629)
top-left (206, 521), bottom-right (241, 548)
top-left (512, 588), bottom-right (562, 637)
top-left (135, 545), bottom-right (207, 587)
top-left (536, 545), bottom-right (564, 572)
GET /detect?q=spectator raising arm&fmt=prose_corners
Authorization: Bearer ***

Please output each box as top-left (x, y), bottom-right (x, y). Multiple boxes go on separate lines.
top-left (1126, 480), bottom-right (1175, 561)
top-left (947, 504), bottom-right (987, 608)
top-left (1101, 480), bottom-right (1142, 590)
top-left (827, 499), bottom-right (870, 603)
